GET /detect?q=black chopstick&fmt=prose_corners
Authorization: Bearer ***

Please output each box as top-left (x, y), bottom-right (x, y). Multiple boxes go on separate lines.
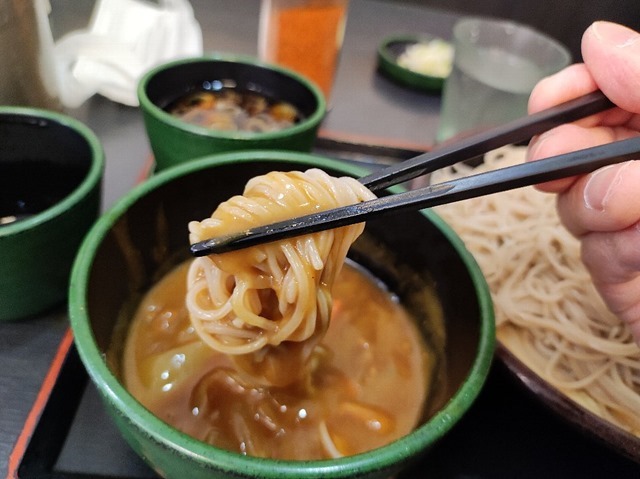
top-left (190, 90), bottom-right (615, 256)
top-left (361, 90), bottom-right (613, 191)
top-left (190, 136), bottom-right (640, 256)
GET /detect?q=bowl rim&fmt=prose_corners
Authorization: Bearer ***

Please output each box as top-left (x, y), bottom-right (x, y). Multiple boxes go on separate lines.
top-left (69, 150), bottom-right (495, 477)
top-left (137, 54), bottom-right (327, 140)
top-left (496, 340), bottom-right (640, 463)
top-left (0, 106), bottom-right (105, 237)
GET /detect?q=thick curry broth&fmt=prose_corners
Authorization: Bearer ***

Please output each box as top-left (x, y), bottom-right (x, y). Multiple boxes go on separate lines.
top-left (122, 260), bottom-right (437, 460)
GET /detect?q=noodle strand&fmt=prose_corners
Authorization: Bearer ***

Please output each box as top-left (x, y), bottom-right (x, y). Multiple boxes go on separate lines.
top-left (433, 146), bottom-right (640, 437)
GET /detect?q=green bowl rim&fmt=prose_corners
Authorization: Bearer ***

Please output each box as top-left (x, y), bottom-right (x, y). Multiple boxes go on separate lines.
top-left (377, 34), bottom-right (451, 92)
top-left (137, 54), bottom-right (327, 141)
top-left (69, 150), bottom-right (494, 477)
top-left (0, 106), bottom-right (105, 237)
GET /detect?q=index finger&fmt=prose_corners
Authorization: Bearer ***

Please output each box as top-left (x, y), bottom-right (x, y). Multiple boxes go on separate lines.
top-left (528, 64), bottom-right (599, 115)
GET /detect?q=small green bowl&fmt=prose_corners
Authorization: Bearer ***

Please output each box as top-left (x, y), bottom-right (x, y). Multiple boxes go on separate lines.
top-left (377, 34), bottom-right (452, 92)
top-left (69, 151), bottom-right (494, 479)
top-left (138, 55), bottom-right (326, 172)
top-left (0, 107), bottom-right (104, 321)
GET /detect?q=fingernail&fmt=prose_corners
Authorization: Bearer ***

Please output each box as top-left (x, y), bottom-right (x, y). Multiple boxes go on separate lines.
top-left (526, 133), bottom-right (551, 162)
top-left (591, 21), bottom-right (640, 48)
top-left (583, 164), bottom-right (625, 211)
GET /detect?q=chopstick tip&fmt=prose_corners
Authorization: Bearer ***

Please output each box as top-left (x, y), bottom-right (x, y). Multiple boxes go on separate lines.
top-left (190, 240), bottom-right (215, 257)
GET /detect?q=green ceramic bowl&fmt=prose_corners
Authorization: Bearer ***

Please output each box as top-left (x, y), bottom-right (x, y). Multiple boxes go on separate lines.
top-left (69, 151), bottom-right (494, 479)
top-left (0, 107), bottom-right (104, 321)
top-left (377, 34), bottom-right (452, 92)
top-left (138, 55), bottom-right (326, 172)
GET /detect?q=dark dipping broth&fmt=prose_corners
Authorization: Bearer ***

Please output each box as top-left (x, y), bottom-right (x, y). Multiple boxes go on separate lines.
top-left (119, 258), bottom-right (444, 460)
top-left (0, 159), bottom-right (86, 226)
top-left (166, 88), bottom-right (302, 133)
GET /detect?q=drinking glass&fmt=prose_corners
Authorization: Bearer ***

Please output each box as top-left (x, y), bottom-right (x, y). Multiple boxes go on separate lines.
top-left (437, 18), bottom-right (571, 143)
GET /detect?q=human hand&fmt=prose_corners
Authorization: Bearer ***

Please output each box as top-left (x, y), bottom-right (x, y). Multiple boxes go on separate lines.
top-left (527, 21), bottom-right (640, 343)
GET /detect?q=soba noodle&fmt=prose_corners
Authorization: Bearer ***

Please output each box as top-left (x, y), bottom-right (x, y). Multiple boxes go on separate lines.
top-left (432, 146), bottom-right (640, 436)
top-left (187, 168), bottom-right (376, 385)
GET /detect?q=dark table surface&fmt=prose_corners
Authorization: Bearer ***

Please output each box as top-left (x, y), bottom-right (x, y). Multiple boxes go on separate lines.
top-left (2, 1), bottom-right (639, 478)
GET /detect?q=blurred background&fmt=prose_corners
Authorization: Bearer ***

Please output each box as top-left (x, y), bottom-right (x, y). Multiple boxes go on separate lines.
top-left (48, 0), bottom-right (640, 62)
top-left (398, 0), bottom-right (640, 61)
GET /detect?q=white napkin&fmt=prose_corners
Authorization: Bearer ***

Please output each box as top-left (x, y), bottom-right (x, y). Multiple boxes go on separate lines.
top-left (54, 0), bottom-right (203, 107)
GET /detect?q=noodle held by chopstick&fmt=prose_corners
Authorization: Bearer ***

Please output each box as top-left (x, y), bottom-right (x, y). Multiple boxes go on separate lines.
top-left (186, 168), bottom-right (375, 386)
top-left (433, 146), bottom-right (640, 435)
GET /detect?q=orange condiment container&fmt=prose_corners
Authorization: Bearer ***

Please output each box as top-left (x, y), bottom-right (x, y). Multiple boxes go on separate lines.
top-left (259, 0), bottom-right (348, 101)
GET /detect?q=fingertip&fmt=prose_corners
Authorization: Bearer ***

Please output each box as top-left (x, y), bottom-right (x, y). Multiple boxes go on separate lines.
top-left (582, 21), bottom-right (640, 112)
top-left (557, 160), bottom-right (640, 236)
top-left (526, 124), bottom-right (622, 193)
top-left (534, 178), bottom-right (577, 193)
top-left (526, 124), bottom-right (586, 162)
top-left (584, 161), bottom-right (640, 215)
top-left (527, 130), bottom-right (582, 192)
top-left (587, 21), bottom-right (640, 49)
top-left (528, 64), bottom-right (597, 114)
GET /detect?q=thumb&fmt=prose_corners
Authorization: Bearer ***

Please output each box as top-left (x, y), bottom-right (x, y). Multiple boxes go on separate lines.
top-left (582, 21), bottom-right (640, 113)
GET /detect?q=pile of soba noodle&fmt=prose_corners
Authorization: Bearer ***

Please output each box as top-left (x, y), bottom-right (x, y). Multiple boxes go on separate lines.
top-left (432, 146), bottom-right (640, 436)
top-left (187, 168), bottom-right (376, 386)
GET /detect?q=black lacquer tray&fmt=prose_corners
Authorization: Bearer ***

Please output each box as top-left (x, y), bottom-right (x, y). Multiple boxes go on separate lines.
top-left (12, 332), bottom-right (640, 479)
